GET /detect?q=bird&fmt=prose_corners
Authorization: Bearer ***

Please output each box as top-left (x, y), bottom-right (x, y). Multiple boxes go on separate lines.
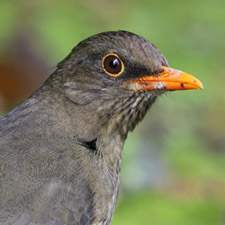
top-left (0, 31), bottom-right (203, 225)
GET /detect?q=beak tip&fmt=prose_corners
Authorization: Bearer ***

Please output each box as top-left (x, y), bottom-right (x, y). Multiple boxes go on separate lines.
top-left (198, 81), bottom-right (204, 90)
top-left (192, 78), bottom-right (204, 90)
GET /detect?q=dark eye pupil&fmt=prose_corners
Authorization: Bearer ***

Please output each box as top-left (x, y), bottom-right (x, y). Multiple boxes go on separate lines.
top-left (104, 55), bottom-right (122, 75)
top-left (109, 58), bottom-right (119, 69)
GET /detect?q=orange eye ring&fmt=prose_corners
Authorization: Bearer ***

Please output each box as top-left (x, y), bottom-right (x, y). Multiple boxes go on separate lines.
top-left (102, 53), bottom-right (124, 77)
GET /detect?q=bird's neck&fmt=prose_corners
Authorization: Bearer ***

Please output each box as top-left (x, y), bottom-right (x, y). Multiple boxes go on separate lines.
top-left (98, 128), bottom-right (125, 180)
top-left (27, 74), bottom-right (157, 223)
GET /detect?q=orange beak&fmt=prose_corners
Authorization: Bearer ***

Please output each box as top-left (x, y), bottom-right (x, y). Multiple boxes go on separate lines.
top-left (127, 66), bottom-right (203, 91)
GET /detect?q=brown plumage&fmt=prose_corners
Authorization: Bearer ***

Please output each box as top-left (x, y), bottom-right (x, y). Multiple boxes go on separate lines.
top-left (0, 31), bottom-right (203, 225)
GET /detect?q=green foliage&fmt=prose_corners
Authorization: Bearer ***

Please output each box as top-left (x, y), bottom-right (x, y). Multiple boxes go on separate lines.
top-left (112, 192), bottom-right (224, 225)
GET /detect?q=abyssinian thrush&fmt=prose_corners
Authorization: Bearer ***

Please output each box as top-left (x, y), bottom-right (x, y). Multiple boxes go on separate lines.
top-left (0, 31), bottom-right (203, 225)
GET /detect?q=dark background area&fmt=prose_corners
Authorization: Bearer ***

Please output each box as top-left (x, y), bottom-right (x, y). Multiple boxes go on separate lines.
top-left (0, 0), bottom-right (224, 224)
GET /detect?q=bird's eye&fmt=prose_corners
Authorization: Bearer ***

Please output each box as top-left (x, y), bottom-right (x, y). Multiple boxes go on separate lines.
top-left (102, 53), bottom-right (124, 77)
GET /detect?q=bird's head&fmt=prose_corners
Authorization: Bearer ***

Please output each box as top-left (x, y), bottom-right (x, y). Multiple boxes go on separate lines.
top-left (52, 31), bottom-right (203, 140)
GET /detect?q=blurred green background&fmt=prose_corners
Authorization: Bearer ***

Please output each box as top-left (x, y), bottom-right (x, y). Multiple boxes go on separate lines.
top-left (0, 0), bottom-right (224, 224)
